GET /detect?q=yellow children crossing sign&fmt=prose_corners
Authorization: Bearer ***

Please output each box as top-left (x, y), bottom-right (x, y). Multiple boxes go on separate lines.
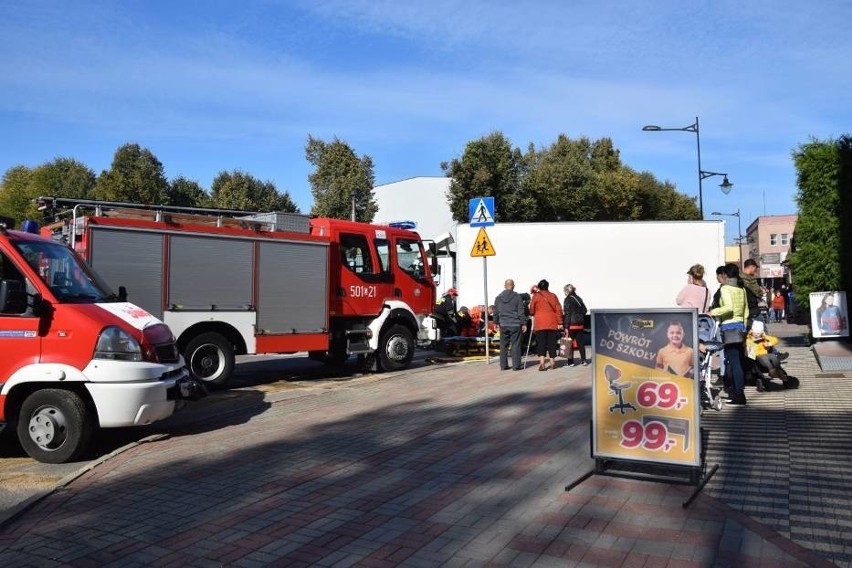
top-left (470, 227), bottom-right (496, 257)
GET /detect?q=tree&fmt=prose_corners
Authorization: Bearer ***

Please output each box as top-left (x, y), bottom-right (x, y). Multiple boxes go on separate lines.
top-left (209, 170), bottom-right (298, 212)
top-left (93, 143), bottom-right (169, 204)
top-left (0, 166), bottom-right (36, 225)
top-left (168, 176), bottom-right (209, 208)
top-left (633, 171), bottom-right (701, 220)
top-left (442, 132), bottom-right (531, 223)
top-left (0, 159), bottom-right (97, 225)
top-left (30, 158), bottom-right (96, 201)
top-left (522, 135), bottom-right (602, 221)
top-left (306, 135), bottom-right (377, 222)
top-left (444, 132), bottom-right (699, 223)
top-left (788, 136), bottom-right (852, 299)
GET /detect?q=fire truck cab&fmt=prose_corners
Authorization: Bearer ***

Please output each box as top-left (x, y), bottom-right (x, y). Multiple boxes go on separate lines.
top-left (312, 218), bottom-right (437, 372)
top-left (0, 217), bottom-right (198, 463)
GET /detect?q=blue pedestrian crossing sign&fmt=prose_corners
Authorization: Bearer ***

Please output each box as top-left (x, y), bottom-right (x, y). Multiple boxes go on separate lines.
top-left (469, 197), bottom-right (495, 227)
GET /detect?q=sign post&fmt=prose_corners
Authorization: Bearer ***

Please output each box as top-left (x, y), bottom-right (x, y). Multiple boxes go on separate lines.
top-left (469, 198), bottom-right (496, 362)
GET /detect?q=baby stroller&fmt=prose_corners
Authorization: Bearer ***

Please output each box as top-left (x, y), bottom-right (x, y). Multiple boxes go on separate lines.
top-left (697, 314), bottom-right (725, 411)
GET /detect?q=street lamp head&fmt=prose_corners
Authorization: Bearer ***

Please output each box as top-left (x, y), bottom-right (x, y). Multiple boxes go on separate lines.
top-left (720, 175), bottom-right (733, 194)
top-left (710, 211), bottom-right (723, 216)
top-left (642, 125), bottom-right (662, 131)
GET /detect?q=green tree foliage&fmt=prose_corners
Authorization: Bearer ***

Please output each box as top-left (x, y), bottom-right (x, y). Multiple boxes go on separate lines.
top-left (523, 135), bottom-right (607, 221)
top-left (443, 132), bottom-right (699, 222)
top-left (633, 171), bottom-right (702, 220)
top-left (306, 135), bottom-right (377, 222)
top-left (93, 143), bottom-right (170, 204)
top-left (168, 176), bottom-right (209, 207)
top-left (442, 132), bottom-right (532, 222)
top-left (30, 158), bottom-right (96, 201)
top-left (839, 136), bottom-right (852, 297)
top-left (0, 166), bottom-right (37, 225)
top-left (788, 136), bottom-right (852, 298)
top-left (209, 170), bottom-right (298, 212)
top-left (0, 159), bottom-right (96, 225)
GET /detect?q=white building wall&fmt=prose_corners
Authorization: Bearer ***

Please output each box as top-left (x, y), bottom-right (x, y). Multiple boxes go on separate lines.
top-left (456, 221), bottom-right (726, 311)
top-left (372, 177), bottom-right (457, 245)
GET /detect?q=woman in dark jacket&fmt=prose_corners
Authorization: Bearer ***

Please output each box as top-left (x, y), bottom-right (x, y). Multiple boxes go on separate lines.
top-left (562, 284), bottom-right (588, 366)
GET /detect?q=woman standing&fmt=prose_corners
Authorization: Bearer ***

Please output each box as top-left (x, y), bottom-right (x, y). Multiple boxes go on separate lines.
top-left (710, 264), bottom-right (749, 405)
top-left (771, 290), bottom-right (786, 323)
top-left (529, 279), bottom-right (563, 371)
top-left (676, 264), bottom-right (710, 313)
top-left (562, 284), bottom-right (589, 366)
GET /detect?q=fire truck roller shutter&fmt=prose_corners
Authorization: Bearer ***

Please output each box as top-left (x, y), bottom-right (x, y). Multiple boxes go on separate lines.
top-left (257, 240), bottom-right (329, 333)
top-left (89, 229), bottom-right (164, 318)
top-left (169, 236), bottom-right (252, 310)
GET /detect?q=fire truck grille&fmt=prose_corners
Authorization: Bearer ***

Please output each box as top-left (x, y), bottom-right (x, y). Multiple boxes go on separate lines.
top-left (156, 344), bottom-right (180, 364)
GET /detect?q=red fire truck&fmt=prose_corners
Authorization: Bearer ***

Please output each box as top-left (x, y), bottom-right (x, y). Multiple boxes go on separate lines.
top-left (1, 217), bottom-right (201, 463)
top-left (39, 198), bottom-right (439, 387)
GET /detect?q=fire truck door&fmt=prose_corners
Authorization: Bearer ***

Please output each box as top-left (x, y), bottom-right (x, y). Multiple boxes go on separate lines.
top-left (0, 252), bottom-right (41, 385)
top-left (392, 236), bottom-right (434, 316)
top-left (337, 232), bottom-right (390, 315)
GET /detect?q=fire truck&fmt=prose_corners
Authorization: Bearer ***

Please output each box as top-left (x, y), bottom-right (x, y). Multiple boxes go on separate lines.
top-left (39, 198), bottom-right (439, 387)
top-left (1, 217), bottom-right (201, 463)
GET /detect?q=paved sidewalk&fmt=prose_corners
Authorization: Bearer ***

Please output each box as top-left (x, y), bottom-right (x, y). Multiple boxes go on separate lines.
top-left (0, 323), bottom-right (847, 567)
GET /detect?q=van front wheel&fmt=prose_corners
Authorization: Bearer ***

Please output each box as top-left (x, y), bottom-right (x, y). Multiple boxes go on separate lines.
top-left (17, 389), bottom-right (92, 464)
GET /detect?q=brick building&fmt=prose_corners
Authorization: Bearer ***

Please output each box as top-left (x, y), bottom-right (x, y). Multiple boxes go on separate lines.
top-left (743, 214), bottom-right (798, 288)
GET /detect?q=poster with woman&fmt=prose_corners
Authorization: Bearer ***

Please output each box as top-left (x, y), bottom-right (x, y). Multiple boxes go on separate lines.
top-left (810, 291), bottom-right (849, 339)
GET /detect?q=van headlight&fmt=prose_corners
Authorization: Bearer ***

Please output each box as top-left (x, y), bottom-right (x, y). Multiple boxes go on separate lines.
top-left (94, 326), bottom-right (143, 361)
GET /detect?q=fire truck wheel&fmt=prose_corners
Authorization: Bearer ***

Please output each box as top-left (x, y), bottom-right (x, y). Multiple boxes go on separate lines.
top-left (17, 389), bottom-right (93, 464)
top-left (378, 324), bottom-right (414, 371)
top-left (186, 332), bottom-right (234, 387)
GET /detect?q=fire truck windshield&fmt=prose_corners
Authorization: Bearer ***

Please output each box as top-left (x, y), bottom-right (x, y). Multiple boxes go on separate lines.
top-left (13, 241), bottom-right (116, 303)
top-left (396, 238), bottom-right (429, 282)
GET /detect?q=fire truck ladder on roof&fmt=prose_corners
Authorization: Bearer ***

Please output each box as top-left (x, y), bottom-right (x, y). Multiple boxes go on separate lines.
top-left (35, 196), bottom-right (310, 234)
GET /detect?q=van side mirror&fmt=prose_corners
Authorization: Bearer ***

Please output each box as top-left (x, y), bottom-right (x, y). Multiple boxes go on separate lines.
top-left (0, 279), bottom-right (28, 314)
top-left (118, 286), bottom-right (128, 302)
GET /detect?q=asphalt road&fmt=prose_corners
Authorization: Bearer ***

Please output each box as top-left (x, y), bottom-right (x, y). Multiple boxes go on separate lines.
top-left (0, 347), bottom-right (463, 522)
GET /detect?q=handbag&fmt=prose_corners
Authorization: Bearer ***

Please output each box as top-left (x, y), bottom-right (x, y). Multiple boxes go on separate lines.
top-left (722, 328), bottom-right (744, 344)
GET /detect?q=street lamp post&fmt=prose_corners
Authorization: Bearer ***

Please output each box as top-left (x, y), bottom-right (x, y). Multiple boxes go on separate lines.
top-left (642, 116), bottom-right (733, 218)
top-left (711, 209), bottom-right (742, 244)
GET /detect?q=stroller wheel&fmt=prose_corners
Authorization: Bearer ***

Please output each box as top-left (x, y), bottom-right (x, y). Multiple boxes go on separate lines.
top-left (784, 376), bottom-right (800, 389)
top-left (756, 378), bottom-right (766, 392)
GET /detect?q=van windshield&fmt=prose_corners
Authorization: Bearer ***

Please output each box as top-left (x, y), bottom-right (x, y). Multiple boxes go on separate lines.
top-left (14, 241), bottom-right (116, 303)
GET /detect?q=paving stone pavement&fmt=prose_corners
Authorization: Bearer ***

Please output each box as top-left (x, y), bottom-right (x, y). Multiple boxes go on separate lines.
top-left (0, 322), bottom-right (848, 567)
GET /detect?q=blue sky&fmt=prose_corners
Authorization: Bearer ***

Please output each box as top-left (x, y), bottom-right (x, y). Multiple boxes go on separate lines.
top-left (2, 1), bottom-right (850, 244)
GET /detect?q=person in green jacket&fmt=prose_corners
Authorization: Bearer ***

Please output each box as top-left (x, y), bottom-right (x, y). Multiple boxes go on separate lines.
top-left (710, 263), bottom-right (750, 405)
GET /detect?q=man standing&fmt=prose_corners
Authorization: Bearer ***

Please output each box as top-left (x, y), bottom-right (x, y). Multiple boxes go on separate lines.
top-left (494, 279), bottom-right (527, 371)
top-left (741, 259), bottom-right (764, 330)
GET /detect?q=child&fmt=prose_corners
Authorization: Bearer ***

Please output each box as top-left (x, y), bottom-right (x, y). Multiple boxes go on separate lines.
top-left (746, 321), bottom-right (791, 387)
top-left (655, 321), bottom-right (695, 377)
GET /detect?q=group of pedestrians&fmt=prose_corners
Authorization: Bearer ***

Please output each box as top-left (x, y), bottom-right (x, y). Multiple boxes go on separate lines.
top-left (676, 260), bottom-right (791, 406)
top-left (493, 278), bottom-right (588, 372)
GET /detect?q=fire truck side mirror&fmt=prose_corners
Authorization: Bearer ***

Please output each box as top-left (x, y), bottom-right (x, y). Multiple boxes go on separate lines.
top-left (118, 286), bottom-right (128, 302)
top-left (427, 242), bottom-right (439, 275)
